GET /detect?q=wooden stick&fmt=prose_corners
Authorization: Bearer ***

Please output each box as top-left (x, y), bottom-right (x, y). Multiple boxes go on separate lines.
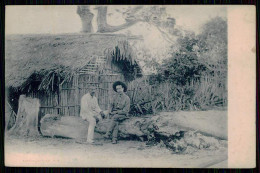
top-left (6, 101), bottom-right (17, 118)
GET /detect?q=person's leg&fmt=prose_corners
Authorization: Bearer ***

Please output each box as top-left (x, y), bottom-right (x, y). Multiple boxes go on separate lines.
top-left (112, 114), bottom-right (127, 121)
top-left (104, 119), bottom-right (116, 138)
top-left (112, 121), bottom-right (119, 143)
top-left (105, 114), bottom-right (126, 140)
top-left (86, 116), bottom-right (96, 143)
top-left (111, 114), bottom-right (126, 144)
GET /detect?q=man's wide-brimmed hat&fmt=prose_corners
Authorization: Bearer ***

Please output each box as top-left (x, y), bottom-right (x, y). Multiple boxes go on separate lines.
top-left (113, 81), bottom-right (127, 92)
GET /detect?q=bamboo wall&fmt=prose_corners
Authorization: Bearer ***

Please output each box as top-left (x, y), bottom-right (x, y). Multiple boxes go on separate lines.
top-left (26, 73), bottom-right (227, 119)
top-left (27, 70), bottom-right (227, 119)
top-left (26, 91), bottom-right (59, 120)
top-left (29, 60), bottom-right (126, 117)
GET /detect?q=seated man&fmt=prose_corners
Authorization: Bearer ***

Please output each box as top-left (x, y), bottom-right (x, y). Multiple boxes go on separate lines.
top-left (80, 87), bottom-right (105, 144)
top-left (104, 81), bottom-right (130, 144)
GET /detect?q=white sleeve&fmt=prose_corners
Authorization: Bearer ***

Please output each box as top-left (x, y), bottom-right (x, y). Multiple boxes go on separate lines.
top-left (94, 97), bottom-right (102, 113)
top-left (80, 95), bottom-right (89, 118)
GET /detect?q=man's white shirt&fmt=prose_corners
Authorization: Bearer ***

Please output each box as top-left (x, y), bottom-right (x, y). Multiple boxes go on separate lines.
top-left (80, 93), bottom-right (102, 120)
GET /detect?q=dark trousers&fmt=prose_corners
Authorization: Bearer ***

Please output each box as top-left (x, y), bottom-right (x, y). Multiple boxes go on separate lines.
top-left (106, 114), bottom-right (127, 140)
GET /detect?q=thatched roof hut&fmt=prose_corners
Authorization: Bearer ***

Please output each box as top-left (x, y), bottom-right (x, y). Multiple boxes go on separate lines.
top-left (5, 33), bottom-right (142, 92)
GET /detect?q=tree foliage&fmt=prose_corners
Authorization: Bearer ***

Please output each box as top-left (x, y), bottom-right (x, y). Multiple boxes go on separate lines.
top-left (77, 5), bottom-right (177, 43)
top-left (147, 17), bottom-right (228, 111)
top-left (197, 17), bottom-right (228, 81)
top-left (119, 6), bottom-right (177, 43)
top-left (153, 33), bottom-right (209, 86)
top-left (152, 17), bottom-right (227, 84)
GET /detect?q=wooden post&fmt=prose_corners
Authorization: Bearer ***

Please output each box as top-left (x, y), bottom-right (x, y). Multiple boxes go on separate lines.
top-left (74, 74), bottom-right (79, 116)
top-left (59, 84), bottom-right (63, 115)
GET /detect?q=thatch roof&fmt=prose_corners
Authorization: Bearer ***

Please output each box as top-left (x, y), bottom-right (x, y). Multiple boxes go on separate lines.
top-left (5, 33), bottom-right (142, 91)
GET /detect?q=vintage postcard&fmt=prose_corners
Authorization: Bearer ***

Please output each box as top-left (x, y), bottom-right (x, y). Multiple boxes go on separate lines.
top-left (4, 5), bottom-right (256, 168)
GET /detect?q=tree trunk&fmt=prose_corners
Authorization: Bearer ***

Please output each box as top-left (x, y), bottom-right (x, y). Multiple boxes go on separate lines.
top-left (96, 6), bottom-right (140, 33)
top-left (96, 6), bottom-right (108, 33)
top-left (39, 112), bottom-right (227, 153)
top-left (40, 111), bottom-right (226, 149)
top-left (40, 112), bottom-right (227, 140)
top-left (77, 6), bottom-right (94, 33)
top-left (40, 114), bottom-right (148, 140)
top-left (8, 95), bottom-right (40, 137)
top-left (5, 101), bottom-right (16, 131)
top-left (40, 114), bottom-right (89, 139)
top-left (39, 111), bottom-right (227, 153)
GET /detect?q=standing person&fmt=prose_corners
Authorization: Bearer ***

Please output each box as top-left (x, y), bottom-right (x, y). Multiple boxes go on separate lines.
top-left (104, 81), bottom-right (130, 144)
top-left (80, 87), bottom-right (105, 144)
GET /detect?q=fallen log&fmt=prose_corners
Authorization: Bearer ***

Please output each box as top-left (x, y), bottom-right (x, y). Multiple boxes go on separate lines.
top-left (39, 110), bottom-right (227, 153)
top-left (40, 111), bottom-right (227, 141)
top-left (157, 111), bottom-right (227, 140)
top-left (40, 114), bottom-right (153, 140)
top-left (40, 114), bottom-right (88, 139)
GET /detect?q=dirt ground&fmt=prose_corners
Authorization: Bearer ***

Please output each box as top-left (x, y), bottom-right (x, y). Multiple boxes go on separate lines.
top-left (4, 110), bottom-right (228, 168)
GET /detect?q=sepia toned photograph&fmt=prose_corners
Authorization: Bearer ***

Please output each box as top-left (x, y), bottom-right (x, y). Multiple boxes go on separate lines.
top-left (4, 5), bottom-right (255, 168)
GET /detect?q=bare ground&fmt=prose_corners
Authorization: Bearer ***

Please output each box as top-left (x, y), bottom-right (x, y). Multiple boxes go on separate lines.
top-left (5, 110), bottom-right (228, 168)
